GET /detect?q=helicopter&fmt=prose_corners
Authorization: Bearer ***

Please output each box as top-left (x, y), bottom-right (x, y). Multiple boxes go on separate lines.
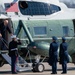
top-left (0, 0), bottom-right (75, 72)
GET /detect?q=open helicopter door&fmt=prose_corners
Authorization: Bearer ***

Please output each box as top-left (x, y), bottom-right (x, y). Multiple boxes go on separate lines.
top-left (0, 17), bottom-right (12, 51)
top-left (0, 16), bottom-right (12, 44)
top-left (0, 15), bottom-right (32, 71)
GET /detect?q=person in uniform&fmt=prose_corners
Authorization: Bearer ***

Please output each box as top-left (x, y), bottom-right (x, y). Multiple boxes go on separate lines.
top-left (9, 35), bottom-right (21, 74)
top-left (49, 36), bottom-right (58, 74)
top-left (59, 37), bottom-right (69, 74)
top-left (0, 19), bottom-right (12, 50)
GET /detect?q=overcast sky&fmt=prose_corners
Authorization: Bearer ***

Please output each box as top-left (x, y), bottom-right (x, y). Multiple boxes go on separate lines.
top-left (59, 0), bottom-right (75, 8)
top-left (59, 0), bottom-right (75, 2)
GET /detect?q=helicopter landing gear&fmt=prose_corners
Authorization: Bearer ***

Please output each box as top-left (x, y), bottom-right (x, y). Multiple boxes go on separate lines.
top-left (32, 55), bottom-right (45, 72)
top-left (32, 62), bottom-right (44, 72)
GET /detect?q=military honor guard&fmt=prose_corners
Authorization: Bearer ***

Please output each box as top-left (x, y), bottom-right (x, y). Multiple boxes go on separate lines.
top-left (9, 35), bottom-right (21, 74)
top-left (49, 36), bottom-right (59, 74)
top-left (59, 37), bottom-right (69, 74)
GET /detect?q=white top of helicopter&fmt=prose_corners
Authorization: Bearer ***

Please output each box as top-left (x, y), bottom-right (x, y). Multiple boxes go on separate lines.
top-left (1, 0), bottom-right (17, 3)
top-left (0, 0), bottom-right (75, 20)
top-left (1, 0), bottom-right (60, 6)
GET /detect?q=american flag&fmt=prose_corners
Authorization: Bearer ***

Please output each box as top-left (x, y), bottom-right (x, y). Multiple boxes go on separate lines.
top-left (5, 3), bottom-right (18, 12)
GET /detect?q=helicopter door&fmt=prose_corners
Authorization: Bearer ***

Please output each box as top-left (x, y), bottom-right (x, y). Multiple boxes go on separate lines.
top-left (73, 19), bottom-right (75, 34)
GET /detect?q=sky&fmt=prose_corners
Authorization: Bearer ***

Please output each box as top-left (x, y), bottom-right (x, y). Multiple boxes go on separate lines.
top-left (59, 0), bottom-right (75, 8)
top-left (59, 0), bottom-right (75, 2)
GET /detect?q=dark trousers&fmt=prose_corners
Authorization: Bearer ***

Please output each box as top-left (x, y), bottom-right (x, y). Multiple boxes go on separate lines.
top-left (52, 62), bottom-right (57, 73)
top-left (62, 61), bottom-right (67, 73)
top-left (11, 55), bottom-right (18, 73)
top-left (2, 33), bottom-right (6, 40)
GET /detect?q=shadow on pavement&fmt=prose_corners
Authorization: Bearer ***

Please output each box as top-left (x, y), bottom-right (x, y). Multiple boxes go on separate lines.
top-left (0, 71), bottom-right (11, 74)
top-left (0, 67), bottom-right (75, 74)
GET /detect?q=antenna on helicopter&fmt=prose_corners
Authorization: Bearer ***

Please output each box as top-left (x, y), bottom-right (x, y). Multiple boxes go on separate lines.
top-left (19, 1), bottom-right (28, 9)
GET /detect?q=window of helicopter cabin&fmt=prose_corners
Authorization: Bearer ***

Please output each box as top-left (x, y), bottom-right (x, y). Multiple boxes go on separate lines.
top-left (50, 4), bottom-right (61, 13)
top-left (34, 26), bottom-right (47, 36)
top-left (19, 1), bottom-right (61, 15)
top-left (63, 26), bottom-right (69, 36)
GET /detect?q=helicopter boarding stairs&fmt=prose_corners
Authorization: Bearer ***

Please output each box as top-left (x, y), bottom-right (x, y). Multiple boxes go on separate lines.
top-left (0, 51), bottom-right (32, 72)
top-left (0, 36), bottom-right (32, 72)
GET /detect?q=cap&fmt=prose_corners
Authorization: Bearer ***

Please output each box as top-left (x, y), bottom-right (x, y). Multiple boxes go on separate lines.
top-left (52, 36), bottom-right (57, 40)
top-left (62, 37), bottom-right (66, 41)
top-left (11, 35), bottom-right (16, 39)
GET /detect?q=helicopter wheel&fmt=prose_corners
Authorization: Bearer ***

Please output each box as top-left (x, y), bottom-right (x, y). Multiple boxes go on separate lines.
top-left (32, 63), bottom-right (44, 72)
top-left (36, 63), bottom-right (44, 72)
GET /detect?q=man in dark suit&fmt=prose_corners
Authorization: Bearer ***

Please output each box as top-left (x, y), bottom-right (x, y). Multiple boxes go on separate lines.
top-left (49, 36), bottom-right (58, 74)
top-left (0, 19), bottom-right (12, 50)
top-left (0, 19), bottom-right (12, 39)
top-left (59, 37), bottom-right (69, 74)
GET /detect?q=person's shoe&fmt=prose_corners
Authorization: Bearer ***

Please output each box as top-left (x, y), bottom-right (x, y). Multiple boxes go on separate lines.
top-left (51, 72), bottom-right (57, 74)
top-left (12, 72), bottom-right (18, 74)
top-left (61, 72), bottom-right (67, 74)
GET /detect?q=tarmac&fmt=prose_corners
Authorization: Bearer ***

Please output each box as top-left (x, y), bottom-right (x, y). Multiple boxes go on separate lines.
top-left (0, 63), bottom-right (75, 75)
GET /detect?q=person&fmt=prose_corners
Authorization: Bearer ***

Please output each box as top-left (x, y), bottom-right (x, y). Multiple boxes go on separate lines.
top-left (0, 19), bottom-right (12, 39)
top-left (49, 36), bottom-right (59, 74)
top-left (0, 19), bottom-right (12, 50)
top-left (59, 37), bottom-right (69, 74)
top-left (9, 35), bottom-right (21, 74)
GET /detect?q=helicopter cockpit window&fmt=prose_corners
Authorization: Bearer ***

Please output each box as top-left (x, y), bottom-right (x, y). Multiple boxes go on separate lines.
top-left (50, 4), bottom-right (61, 13)
top-left (19, 1), bottom-right (61, 15)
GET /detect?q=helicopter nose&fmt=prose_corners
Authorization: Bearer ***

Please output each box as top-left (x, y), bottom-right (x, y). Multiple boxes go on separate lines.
top-left (27, 42), bottom-right (50, 57)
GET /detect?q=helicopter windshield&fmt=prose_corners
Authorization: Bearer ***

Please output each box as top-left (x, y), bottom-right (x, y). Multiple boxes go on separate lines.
top-left (19, 1), bottom-right (61, 15)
